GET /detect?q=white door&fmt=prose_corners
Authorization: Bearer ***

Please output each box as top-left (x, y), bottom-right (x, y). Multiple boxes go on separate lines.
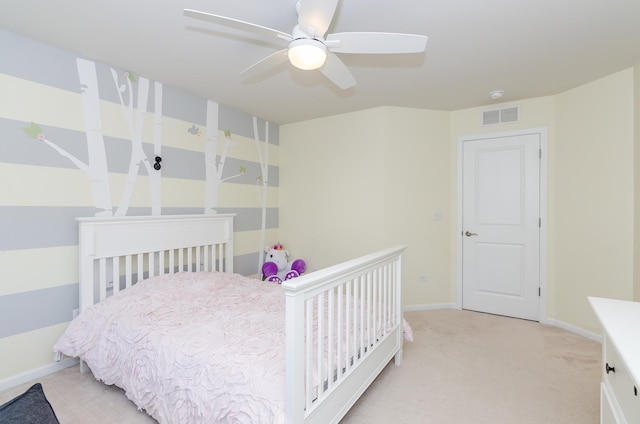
top-left (461, 133), bottom-right (540, 321)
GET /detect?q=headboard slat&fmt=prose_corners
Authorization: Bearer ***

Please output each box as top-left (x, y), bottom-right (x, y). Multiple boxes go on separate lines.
top-left (98, 258), bottom-right (107, 302)
top-left (125, 255), bottom-right (132, 289)
top-left (136, 254), bottom-right (143, 285)
top-left (112, 258), bottom-right (120, 294)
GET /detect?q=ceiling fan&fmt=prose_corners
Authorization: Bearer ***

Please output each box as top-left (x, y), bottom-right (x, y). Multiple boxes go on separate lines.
top-left (184, 0), bottom-right (428, 90)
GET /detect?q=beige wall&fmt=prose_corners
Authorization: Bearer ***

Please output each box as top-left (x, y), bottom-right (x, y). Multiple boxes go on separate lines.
top-left (554, 69), bottom-right (634, 332)
top-left (635, 61), bottom-right (640, 302)
top-left (279, 108), bottom-right (387, 270)
top-left (381, 107), bottom-right (451, 305)
top-left (280, 106), bottom-right (452, 306)
top-left (280, 68), bottom-right (636, 334)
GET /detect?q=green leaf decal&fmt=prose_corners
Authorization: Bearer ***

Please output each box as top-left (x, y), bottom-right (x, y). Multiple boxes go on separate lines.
top-left (187, 124), bottom-right (201, 135)
top-left (224, 130), bottom-right (231, 138)
top-left (239, 166), bottom-right (246, 174)
top-left (22, 122), bottom-right (43, 139)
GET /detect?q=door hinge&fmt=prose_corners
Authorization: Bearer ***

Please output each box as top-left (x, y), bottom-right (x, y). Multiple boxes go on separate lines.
top-left (539, 218), bottom-right (541, 228)
top-left (539, 149), bottom-right (542, 159)
top-left (538, 287), bottom-right (541, 296)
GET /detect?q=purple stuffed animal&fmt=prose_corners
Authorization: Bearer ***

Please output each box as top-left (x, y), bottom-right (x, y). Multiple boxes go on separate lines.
top-left (262, 243), bottom-right (306, 284)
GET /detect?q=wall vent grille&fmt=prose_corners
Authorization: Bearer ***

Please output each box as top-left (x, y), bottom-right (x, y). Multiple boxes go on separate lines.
top-left (482, 106), bottom-right (520, 126)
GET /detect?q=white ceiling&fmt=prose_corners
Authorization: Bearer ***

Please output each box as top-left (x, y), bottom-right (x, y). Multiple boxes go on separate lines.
top-left (2, 0), bottom-right (640, 125)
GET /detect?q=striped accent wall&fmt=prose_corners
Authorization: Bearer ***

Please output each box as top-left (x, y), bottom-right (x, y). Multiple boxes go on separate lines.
top-left (0, 29), bottom-right (279, 384)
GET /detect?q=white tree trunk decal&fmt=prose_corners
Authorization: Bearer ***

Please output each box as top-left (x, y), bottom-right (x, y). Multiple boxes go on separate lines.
top-left (22, 59), bottom-right (113, 217)
top-left (77, 60), bottom-right (113, 217)
top-left (203, 100), bottom-right (244, 214)
top-left (204, 101), bottom-right (219, 214)
top-left (253, 116), bottom-right (270, 274)
top-left (150, 81), bottom-right (163, 215)
top-left (111, 70), bottom-right (158, 216)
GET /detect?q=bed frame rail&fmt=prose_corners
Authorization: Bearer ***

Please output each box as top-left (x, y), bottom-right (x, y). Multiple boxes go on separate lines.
top-left (283, 245), bottom-right (407, 424)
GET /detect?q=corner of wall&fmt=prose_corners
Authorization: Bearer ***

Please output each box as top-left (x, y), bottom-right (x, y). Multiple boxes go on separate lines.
top-left (633, 61), bottom-right (640, 302)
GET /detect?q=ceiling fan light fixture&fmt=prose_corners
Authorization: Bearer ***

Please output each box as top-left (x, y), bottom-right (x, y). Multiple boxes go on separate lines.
top-left (288, 38), bottom-right (327, 70)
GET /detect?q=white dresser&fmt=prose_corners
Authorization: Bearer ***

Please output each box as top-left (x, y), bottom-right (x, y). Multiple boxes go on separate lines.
top-left (589, 297), bottom-right (640, 424)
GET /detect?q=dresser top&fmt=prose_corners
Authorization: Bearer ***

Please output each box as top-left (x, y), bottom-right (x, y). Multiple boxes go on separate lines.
top-left (589, 296), bottom-right (640, 387)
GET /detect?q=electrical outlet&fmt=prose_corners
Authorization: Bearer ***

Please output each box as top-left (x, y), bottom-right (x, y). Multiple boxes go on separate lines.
top-left (417, 275), bottom-right (427, 283)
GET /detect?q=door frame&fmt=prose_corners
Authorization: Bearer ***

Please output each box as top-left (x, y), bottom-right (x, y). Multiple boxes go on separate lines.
top-left (456, 127), bottom-right (548, 322)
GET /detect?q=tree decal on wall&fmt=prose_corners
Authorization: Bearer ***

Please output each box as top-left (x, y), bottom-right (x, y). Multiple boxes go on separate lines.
top-left (110, 69), bottom-right (163, 216)
top-left (22, 58), bottom-right (164, 217)
top-left (253, 116), bottom-right (270, 274)
top-left (202, 100), bottom-right (245, 214)
top-left (23, 59), bottom-right (114, 216)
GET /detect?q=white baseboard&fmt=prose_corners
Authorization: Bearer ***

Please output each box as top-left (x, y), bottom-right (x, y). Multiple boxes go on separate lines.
top-left (542, 317), bottom-right (602, 343)
top-left (404, 304), bottom-right (602, 343)
top-left (0, 358), bottom-right (79, 392)
top-left (404, 303), bottom-right (458, 312)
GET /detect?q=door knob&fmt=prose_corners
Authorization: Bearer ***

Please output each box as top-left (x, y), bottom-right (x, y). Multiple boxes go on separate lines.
top-left (465, 231), bottom-right (478, 237)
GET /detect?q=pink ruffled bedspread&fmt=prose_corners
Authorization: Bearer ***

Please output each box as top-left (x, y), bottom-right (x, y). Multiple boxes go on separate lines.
top-left (53, 272), bottom-right (413, 423)
top-left (54, 272), bottom-right (287, 423)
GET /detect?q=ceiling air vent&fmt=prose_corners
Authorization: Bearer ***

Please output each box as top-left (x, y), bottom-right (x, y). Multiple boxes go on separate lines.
top-left (482, 106), bottom-right (520, 126)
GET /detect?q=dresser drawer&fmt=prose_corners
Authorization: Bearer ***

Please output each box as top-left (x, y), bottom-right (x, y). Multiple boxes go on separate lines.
top-left (604, 336), bottom-right (640, 424)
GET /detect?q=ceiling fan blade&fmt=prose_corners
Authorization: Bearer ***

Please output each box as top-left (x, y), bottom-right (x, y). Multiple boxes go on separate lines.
top-left (326, 32), bottom-right (428, 54)
top-left (297, 0), bottom-right (339, 37)
top-left (320, 53), bottom-right (356, 90)
top-left (240, 49), bottom-right (289, 79)
top-left (184, 9), bottom-right (292, 42)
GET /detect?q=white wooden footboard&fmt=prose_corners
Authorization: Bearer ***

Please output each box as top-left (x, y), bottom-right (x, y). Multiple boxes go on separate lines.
top-left (283, 245), bottom-right (407, 424)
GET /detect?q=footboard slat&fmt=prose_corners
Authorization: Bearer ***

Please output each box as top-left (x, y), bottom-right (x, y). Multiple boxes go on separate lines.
top-left (316, 292), bottom-right (324, 404)
top-left (367, 271), bottom-right (373, 353)
top-left (344, 280), bottom-right (351, 375)
top-left (328, 290), bottom-right (342, 390)
top-left (305, 297), bottom-right (313, 410)
top-left (357, 276), bottom-right (363, 356)
top-left (283, 245), bottom-right (407, 424)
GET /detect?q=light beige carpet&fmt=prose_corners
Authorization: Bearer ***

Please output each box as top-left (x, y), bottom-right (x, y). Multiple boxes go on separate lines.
top-left (342, 310), bottom-right (601, 423)
top-left (0, 310), bottom-right (601, 423)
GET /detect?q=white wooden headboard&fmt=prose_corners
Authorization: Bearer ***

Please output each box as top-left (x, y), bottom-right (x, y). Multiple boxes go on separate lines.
top-left (76, 214), bottom-right (235, 312)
